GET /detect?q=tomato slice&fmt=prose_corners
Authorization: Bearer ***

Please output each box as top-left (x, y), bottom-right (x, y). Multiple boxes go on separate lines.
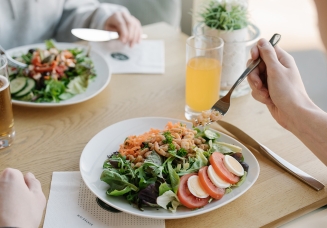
top-left (177, 173), bottom-right (210, 209)
top-left (198, 166), bottom-right (225, 200)
top-left (32, 56), bottom-right (42, 66)
top-left (210, 152), bottom-right (240, 184)
top-left (35, 66), bottom-right (54, 73)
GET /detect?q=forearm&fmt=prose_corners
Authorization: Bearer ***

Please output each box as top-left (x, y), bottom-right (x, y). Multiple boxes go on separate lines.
top-left (289, 103), bottom-right (327, 166)
top-left (314, 0), bottom-right (327, 51)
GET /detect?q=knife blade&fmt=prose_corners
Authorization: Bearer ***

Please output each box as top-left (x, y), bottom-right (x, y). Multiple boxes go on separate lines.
top-left (71, 28), bottom-right (148, 42)
top-left (217, 120), bottom-right (325, 191)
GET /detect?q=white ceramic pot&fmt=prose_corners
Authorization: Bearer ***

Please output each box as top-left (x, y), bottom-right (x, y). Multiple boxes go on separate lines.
top-left (204, 26), bottom-right (248, 91)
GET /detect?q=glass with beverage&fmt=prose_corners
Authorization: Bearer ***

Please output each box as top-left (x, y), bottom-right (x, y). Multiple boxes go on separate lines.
top-left (185, 35), bottom-right (224, 120)
top-left (0, 55), bottom-right (15, 149)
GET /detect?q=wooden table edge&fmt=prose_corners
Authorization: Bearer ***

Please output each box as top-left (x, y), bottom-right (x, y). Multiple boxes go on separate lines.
top-left (262, 198), bottom-right (327, 227)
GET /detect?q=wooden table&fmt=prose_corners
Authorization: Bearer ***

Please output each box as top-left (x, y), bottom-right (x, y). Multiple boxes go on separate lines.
top-left (1, 23), bottom-right (327, 228)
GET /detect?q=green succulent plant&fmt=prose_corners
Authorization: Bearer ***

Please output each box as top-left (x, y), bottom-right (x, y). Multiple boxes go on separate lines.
top-left (200, 0), bottom-right (249, 31)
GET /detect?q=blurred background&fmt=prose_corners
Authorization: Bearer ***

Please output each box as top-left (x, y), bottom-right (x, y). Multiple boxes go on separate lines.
top-left (101, 0), bottom-right (324, 50)
top-left (100, 0), bottom-right (327, 112)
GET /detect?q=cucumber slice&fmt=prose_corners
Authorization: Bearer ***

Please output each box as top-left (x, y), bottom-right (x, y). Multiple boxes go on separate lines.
top-left (14, 78), bottom-right (35, 98)
top-left (10, 77), bottom-right (27, 95)
top-left (215, 142), bottom-right (242, 153)
top-left (204, 129), bottom-right (219, 140)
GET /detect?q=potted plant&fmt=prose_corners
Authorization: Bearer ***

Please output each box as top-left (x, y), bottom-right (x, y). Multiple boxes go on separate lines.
top-left (199, 0), bottom-right (249, 42)
top-left (195, 0), bottom-right (258, 97)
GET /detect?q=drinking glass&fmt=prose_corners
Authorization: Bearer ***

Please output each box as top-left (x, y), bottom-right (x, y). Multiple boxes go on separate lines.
top-left (0, 55), bottom-right (15, 149)
top-left (193, 23), bottom-right (260, 98)
top-left (184, 35), bottom-right (224, 120)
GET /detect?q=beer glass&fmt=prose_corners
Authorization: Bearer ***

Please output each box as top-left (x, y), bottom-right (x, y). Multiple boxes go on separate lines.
top-left (185, 35), bottom-right (224, 120)
top-left (0, 55), bottom-right (15, 149)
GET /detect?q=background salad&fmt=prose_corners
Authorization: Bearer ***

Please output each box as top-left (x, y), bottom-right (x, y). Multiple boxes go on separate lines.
top-left (9, 40), bottom-right (96, 102)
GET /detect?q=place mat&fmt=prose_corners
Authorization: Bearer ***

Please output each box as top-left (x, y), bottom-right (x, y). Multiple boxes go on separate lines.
top-left (43, 172), bottom-right (165, 228)
top-left (90, 40), bottom-right (165, 74)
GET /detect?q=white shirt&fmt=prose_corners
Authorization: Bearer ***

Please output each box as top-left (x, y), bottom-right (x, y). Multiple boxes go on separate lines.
top-left (0, 0), bottom-right (128, 49)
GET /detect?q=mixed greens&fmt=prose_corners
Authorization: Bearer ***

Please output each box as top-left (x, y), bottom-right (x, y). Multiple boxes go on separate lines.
top-left (9, 40), bottom-right (96, 102)
top-left (100, 123), bottom-right (249, 212)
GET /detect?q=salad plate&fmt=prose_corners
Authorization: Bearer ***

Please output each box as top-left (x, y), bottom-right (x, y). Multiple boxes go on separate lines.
top-left (6, 42), bottom-right (111, 107)
top-left (80, 117), bottom-right (260, 219)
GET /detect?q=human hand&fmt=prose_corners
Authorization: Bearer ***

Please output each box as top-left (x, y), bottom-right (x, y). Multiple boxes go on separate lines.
top-left (247, 38), bottom-right (315, 130)
top-left (104, 11), bottom-right (142, 47)
top-left (0, 168), bottom-right (46, 228)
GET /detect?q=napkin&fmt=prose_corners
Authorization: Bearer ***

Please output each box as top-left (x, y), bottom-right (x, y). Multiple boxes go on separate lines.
top-left (43, 172), bottom-right (165, 228)
top-left (90, 40), bottom-right (165, 74)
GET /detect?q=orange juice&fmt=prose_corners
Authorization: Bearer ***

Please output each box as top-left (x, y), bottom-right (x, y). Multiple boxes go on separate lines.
top-left (186, 57), bottom-right (222, 112)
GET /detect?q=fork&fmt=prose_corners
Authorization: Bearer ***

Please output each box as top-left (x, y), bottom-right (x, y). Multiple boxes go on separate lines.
top-left (0, 45), bottom-right (27, 69)
top-left (194, 33), bottom-right (281, 126)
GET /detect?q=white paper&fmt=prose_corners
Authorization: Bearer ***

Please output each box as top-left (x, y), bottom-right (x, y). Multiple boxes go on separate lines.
top-left (43, 172), bottom-right (165, 228)
top-left (90, 40), bottom-right (165, 74)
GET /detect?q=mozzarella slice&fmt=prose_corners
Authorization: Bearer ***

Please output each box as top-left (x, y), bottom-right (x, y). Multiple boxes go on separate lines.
top-left (223, 155), bottom-right (244, 176)
top-left (207, 165), bottom-right (231, 188)
top-left (187, 175), bottom-right (209, 198)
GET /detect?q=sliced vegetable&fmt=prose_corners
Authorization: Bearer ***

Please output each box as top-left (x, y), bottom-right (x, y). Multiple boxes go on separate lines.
top-left (198, 166), bottom-right (225, 200)
top-left (10, 77), bottom-right (27, 95)
top-left (215, 142), bottom-right (242, 153)
top-left (177, 173), bottom-right (210, 209)
top-left (209, 152), bottom-right (240, 184)
top-left (14, 78), bottom-right (35, 98)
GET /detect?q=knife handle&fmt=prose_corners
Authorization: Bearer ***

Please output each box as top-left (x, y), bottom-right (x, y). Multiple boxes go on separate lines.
top-left (259, 144), bottom-right (324, 191)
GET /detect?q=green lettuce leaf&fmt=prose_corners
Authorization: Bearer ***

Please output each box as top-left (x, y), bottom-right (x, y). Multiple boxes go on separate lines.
top-left (100, 169), bottom-right (138, 196)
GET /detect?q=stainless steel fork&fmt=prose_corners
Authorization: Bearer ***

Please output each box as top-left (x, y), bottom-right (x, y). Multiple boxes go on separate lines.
top-left (195, 34), bottom-right (281, 126)
top-left (0, 45), bottom-right (27, 69)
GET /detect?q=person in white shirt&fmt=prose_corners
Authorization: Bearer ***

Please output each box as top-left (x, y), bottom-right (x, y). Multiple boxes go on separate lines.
top-left (0, 0), bottom-right (142, 49)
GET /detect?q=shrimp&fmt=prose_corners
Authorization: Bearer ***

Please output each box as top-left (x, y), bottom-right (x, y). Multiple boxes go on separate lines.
top-left (144, 151), bottom-right (152, 158)
top-left (172, 141), bottom-right (181, 150)
top-left (134, 155), bottom-right (144, 163)
top-left (196, 137), bottom-right (206, 143)
top-left (156, 134), bottom-right (165, 141)
top-left (161, 144), bottom-right (169, 151)
top-left (139, 148), bottom-right (149, 156)
top-left (174, 138), bottom-right (182, 145)
top-left (181, 139), bottom-right (191, 150)
top-left (134, 162), bottom-right (143, 168)
top-left (170, 128), bottom-right (183, 134)
top-left (198, 144), bottom-right (209, 150)
top-left (183, 132), bottom-right (194, 139)
top-left (194, 138), bottom-right (202, 145)
top-left (127, 155), bottom-right (135, 161)
top-left (154, 142), bottom-right (170, 157)
top-left (172, 132), bottom-right (181, 140)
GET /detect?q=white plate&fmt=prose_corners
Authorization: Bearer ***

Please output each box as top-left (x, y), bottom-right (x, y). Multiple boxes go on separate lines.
top-left (80, 117), bottom-right (260, 219)
top-left (6, 43), bottom-right (111, 107)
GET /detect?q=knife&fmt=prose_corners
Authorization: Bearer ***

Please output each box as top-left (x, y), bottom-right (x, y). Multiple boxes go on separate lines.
top-left (216, 120), bottom-right (325, 191)
top-left (71, 28), bottom-right (148, 42)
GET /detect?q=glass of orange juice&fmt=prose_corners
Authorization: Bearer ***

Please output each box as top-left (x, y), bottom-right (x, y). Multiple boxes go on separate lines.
top-left (185, 35), bottom-right (224, 120)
